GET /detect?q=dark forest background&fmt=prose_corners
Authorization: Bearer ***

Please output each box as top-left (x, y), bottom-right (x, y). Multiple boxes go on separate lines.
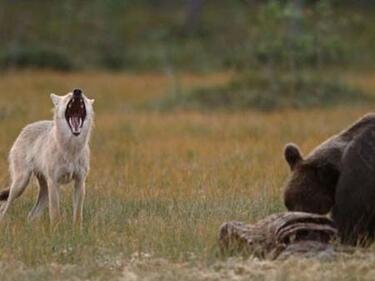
top-left (1, 0), bottom-right (374, 72)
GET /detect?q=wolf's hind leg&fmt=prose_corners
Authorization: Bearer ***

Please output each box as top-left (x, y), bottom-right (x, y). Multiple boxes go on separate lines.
top-left (0, 171), bottom-right (32, 219)
top-left (28, 174), bottom-right (48, 222)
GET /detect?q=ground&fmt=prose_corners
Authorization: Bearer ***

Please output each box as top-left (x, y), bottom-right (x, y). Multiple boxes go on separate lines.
top-left (0, 71), bottom-right (374, 280)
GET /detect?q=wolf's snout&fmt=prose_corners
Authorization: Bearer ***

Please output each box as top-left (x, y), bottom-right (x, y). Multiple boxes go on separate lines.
top-left (73, 88), bottom-right (82, 97)
top-left (65, 90), bottom-right (87, 136)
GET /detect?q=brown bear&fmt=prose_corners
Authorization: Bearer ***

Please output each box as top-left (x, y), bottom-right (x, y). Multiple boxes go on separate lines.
top-left (283, 113), bottom-right (375, 246)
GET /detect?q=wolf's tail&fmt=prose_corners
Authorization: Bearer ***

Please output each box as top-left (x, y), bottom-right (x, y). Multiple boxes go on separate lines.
top-left (0, 189), bottom-right (9, 201)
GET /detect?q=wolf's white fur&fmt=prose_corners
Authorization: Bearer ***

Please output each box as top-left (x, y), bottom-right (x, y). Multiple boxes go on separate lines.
top-left (0, 92), bottom-right (94, 226)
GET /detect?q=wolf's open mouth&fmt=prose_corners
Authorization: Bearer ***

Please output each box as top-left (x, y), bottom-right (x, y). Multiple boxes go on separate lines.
top-left (65, 93), bottom-right (87, 136)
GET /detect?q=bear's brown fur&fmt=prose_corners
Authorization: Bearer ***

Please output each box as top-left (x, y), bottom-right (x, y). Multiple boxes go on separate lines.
top-left (332, 124), bottom-right (375, 246)
top-left (283, 113), bottom-right (375, 245)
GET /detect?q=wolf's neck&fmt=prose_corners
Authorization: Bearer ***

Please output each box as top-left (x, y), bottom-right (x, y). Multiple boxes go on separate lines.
top-left (53, 122), bottom-right (90, 159)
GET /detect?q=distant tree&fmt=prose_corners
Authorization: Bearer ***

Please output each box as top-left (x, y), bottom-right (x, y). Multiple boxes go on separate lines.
top-left (184, 0), bottom-right (204, 33)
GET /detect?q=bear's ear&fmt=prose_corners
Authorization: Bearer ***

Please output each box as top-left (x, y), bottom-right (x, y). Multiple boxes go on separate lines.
top-left (284, 143), bottom-right (303, 170)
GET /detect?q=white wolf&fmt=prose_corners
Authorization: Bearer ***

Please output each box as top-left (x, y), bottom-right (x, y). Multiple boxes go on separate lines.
top-left (0, 89), bottom-right (94, 226)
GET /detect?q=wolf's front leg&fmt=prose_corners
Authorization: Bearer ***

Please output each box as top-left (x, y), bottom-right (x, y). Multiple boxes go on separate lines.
top-left (28, 174), bottom-right (49, 222)
top-left (73, 177), bottom-right (86, 227)
top-left (47, 179), bottom-right (61, 227)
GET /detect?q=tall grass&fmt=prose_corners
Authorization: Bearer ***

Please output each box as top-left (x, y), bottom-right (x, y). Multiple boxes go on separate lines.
top-left (0, 71), bottom-right (374, 280)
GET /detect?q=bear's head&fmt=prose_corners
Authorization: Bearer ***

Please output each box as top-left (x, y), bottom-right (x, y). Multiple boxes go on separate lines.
top-left (283, 143), bottom-right (340, 214)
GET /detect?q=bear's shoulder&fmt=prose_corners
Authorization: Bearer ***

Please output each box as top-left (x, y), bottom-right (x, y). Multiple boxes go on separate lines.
top-left (306, 113), bottom-right (375, 166)
top-left (341, 113), bottom-right (375, 139)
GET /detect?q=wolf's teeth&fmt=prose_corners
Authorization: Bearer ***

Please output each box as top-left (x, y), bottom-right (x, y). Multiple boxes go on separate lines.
top-left (69, 117), bottom-right (74, 129)
top-left (79, 119), bottom-right (82, 128)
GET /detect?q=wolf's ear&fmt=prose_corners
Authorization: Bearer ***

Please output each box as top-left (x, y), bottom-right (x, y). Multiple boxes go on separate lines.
top-left (50, 93), bottom-right (62, 107)
top-left (89, 99), bottom-right (95, 104)
top-left (284, 143), bottom-right (303, 170)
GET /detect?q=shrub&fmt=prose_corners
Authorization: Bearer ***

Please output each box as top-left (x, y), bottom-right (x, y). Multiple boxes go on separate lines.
top-left (99, 51), bottom-right (126, 71)
top-left (155, 72), bottom-right (368, 111)
top-left (0, 46), bottom-right (74, 71)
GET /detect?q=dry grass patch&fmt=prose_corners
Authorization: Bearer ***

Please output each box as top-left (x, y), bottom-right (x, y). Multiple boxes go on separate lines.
top-left (0, 71), bottom-right (374, 280)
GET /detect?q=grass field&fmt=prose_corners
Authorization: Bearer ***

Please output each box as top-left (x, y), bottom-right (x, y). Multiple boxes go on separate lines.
top-left (0, 71), bottom-right (374, 280)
